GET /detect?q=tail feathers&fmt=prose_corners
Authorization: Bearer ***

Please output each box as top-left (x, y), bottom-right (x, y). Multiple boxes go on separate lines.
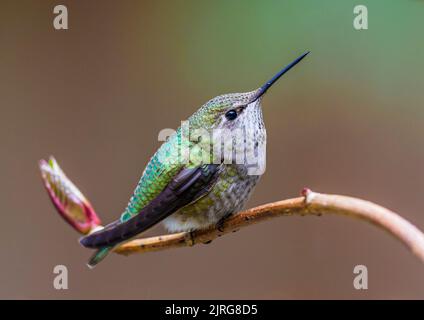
top-left (87, 246), bottom-right (113, 269)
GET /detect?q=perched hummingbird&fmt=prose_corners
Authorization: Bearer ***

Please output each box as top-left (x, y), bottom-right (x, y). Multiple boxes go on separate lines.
top-left (79, 52), bottom-right (309, 267)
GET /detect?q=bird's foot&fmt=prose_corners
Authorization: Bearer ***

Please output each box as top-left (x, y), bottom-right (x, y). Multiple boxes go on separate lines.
top-left (216, 212), bottom-right (233, 232)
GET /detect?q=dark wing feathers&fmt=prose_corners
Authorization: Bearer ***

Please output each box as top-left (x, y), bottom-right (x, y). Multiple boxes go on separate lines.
top-left (79, 164), bottom-right (221, 248)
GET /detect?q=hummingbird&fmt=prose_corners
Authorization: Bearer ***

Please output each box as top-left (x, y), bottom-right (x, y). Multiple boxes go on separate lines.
top-left (79, 51), bottom-right (309, 267)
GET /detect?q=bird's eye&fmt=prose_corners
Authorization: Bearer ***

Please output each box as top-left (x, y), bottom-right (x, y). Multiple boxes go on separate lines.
top-left (225, 109), bottom-right (238, 121)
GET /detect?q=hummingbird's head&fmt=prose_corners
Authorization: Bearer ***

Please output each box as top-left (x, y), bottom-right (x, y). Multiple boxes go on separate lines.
top-left (183, 52), bottom-right (309, 172)
top-left (188, 51), bottom-right (310, 132)
top-left (188, 90), bottom-right (262, 132)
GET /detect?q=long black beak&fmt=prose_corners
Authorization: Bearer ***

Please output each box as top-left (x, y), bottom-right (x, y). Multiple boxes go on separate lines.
top-left (252, 51), bottom-right (310, 102)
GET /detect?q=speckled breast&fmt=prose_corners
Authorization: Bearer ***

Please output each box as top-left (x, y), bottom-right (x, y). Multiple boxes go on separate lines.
top-left (162, 164), bottom-right (261, 232)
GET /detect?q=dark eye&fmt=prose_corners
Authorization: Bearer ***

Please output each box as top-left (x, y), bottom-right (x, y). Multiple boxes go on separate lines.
top-left (225, 109), bottom-right (238, 121)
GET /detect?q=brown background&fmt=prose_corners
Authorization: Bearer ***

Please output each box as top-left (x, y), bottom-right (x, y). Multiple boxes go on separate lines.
top-left (0, 0), bottom-right (423, 298)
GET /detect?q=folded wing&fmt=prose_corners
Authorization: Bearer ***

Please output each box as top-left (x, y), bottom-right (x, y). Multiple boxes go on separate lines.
top-left (80, 164), bottom-right (221, 248)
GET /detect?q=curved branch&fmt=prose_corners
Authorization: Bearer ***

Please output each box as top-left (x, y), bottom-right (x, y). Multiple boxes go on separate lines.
top-left (114, 189), bottom-right (424, 263)
top-left (39, 157), bottom-right (424, 263)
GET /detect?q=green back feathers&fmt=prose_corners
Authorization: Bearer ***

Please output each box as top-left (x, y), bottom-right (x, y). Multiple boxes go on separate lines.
top-left (120, 130), bottom-right (185, 222)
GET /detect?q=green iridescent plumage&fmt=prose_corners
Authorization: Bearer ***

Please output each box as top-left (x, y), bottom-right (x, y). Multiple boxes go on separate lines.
top-left (120, 129), bottom-right (184, 222)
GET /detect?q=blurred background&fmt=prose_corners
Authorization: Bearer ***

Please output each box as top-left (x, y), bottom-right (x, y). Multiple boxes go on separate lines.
top-left (0, 0), bottom-right (423, 299)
